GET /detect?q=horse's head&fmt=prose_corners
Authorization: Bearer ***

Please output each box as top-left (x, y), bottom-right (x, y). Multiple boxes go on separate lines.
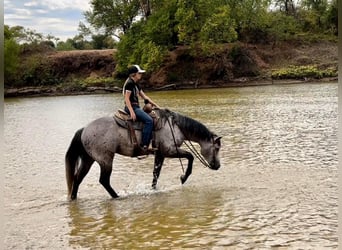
top-left (201, 135), bottom-right (222, 170)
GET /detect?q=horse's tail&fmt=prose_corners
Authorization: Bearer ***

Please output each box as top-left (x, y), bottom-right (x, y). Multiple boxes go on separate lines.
top-left (65, 128), bottom-right (86, 196)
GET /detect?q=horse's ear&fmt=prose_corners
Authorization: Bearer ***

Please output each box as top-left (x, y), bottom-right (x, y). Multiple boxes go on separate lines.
top-left (214, 136), bottom-right (222, 144)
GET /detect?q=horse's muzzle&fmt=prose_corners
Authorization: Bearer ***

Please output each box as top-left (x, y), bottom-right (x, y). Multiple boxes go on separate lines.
top-left (209, 162), bottom-right (220, 170)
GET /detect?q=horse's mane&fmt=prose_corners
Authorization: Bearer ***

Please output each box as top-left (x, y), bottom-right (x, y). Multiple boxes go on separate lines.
top-left (158, 109), bottom-right (214, 141)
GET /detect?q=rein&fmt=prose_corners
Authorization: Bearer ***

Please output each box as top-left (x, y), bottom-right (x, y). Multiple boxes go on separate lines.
top-left (183, 140), bottom-right (211, 168)
top-left (166, 114), bottom-right (211, 170)
top-left (166, 118), bottom-right (185, 173)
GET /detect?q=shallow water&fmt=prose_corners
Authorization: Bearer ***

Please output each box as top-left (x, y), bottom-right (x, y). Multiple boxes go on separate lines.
top-left (4, 82), bottom-right (338, 249)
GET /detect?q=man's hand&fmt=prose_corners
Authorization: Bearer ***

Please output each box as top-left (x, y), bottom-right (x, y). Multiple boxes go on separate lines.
top-left (131, 111), bottom-right (137, 121)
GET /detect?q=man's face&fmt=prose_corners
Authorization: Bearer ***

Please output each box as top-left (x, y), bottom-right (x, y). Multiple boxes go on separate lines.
top-left (136, 73), bottom-right (143, 81)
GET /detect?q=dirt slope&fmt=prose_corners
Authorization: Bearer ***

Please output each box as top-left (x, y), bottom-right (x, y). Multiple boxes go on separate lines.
top-left (4, 41), bottom-right (337, 97)
top-left (150, 41), bottom-right (337, 88)
top-left (47, 49), bottom-right (117, 79)
top-left (44, 41), bottom-right (337, 88)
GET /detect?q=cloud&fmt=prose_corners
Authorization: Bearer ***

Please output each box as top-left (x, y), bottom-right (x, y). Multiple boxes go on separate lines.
top-left (4, 0), bottom-right (91, 41)
top-left (40, 0), bottom-right (90, 11)
top-left (24, 1), bottom-right (39, 7)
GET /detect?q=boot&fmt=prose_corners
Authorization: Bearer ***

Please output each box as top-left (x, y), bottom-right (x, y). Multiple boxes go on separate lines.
top-left (141, 145), bottom-right (157, 154)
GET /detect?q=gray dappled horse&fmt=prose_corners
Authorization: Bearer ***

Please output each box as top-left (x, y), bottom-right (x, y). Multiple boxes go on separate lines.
top-left (65, 108), bottom-right (221, 200)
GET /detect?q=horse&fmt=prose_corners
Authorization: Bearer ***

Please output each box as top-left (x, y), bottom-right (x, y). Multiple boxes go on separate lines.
top-left (65, 108), bottom-right (221, 200)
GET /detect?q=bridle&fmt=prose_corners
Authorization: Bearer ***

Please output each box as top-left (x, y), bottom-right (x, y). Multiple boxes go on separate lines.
top-left (166, 115), bottom-right (215, 172)
top-left (183, 140), bottom-right (213, 169)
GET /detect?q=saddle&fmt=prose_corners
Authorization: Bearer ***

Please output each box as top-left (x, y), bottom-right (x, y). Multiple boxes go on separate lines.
top-left (114, 109), bottom-right (144, 130)
top-left (113, 108), bottom-right (160, 156)
top-left (114, 108), bottom-right (159, 130)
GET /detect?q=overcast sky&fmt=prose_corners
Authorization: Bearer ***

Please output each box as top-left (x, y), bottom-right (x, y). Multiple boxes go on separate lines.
top-left (4, 0), bottom-right (91, 41)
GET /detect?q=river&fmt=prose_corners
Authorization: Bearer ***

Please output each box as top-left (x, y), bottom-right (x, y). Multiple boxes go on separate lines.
top-left (4, 82), bottom-right (338, 249)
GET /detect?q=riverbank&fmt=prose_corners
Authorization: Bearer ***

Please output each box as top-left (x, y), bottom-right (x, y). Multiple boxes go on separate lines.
top-left (4, 40), bottom-right (337, 98)
top-left (4, 77), bottom-right (337, 98)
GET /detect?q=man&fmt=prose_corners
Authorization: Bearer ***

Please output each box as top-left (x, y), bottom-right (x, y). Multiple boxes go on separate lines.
top-left (123, 64), bottom-right (159, 154)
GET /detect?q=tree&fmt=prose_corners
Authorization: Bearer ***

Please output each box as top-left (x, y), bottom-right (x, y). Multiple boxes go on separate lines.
top-left (300, 0), bottom-right (328, 29)
top-left (139, 0), bottom-right (151, 18)
top-left (56, 40), bottom-right (76, 51)
top-left (200, 5), bottom-right (238, 43)
top-left (92, 34), bottom-right (117, 49)
top-left (143, 0), bottom-right (178, 47)
top-left (267, 11), bottom-right (300, 40)
top-left (325, 0), bottom-right (337, 35)
top-left (4, 26), bottom-right (20, 84)
top-left (175, 0), bottom-right (199, 44)
top-left (84, 0), bottom-right (140, 36)
top-left (273, 0), bottom-right (296, 15)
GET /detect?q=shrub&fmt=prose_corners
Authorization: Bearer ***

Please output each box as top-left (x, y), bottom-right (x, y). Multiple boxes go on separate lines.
top-left (272, 65), bottom-right (337, 79)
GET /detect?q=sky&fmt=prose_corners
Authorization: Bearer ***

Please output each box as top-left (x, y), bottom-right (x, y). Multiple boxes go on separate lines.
top-left (4, 0), bottom-right (91, 42)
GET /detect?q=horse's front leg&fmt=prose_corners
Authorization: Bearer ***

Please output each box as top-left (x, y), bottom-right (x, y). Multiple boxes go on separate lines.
top-left (167, 149), bottom-right (194, 185)
top-left (178, 150), bottom-right (194, 184)
top-left (152, 150), bottom-right (165, 189)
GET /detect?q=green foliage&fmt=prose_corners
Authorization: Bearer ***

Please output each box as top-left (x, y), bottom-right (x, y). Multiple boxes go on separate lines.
top-left (56, 40), bottom-right (76, 51)
top-left (82, 77), bottom-right (119, 87)
top-left (85, 0), bottom-right (140, 34)
top-left (90, 0), bottom-right (177, 74)
top-left (200, 6), bottom-right (237, 43)
top-left (14, 55), bottom-right (59, 87)
top-left (92, 34), bottom-right (114, 49)
top-left (224, 0), bottom-right (270, 42)
top-left (267, 11), bottom-right (300, 41)
top-left (325, 0), bottom-right (337, 35)
top-left (143, 0), bottom-right (178, 47)
top-left (271, 65), bottom-right (337, 79)
top-left (115, 24), bottom-right (166, 74)
top-left (139, 41), bottom-right (166, 71)
top-left (4, 38), bottom-right (20, 83)
top-left (175, 1), bottom-right (199, 44)
top-left (297, 0), bottom-right (337, 34)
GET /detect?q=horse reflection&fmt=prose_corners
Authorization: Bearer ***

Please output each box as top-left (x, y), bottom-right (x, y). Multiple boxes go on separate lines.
top-left (67, 189), bottom-right (227, 249)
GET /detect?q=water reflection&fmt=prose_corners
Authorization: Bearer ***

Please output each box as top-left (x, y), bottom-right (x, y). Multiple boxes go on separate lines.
top-left (4, 83), bottom-right (338, 249)
top-left (67, 187), bottom-right (227, 249)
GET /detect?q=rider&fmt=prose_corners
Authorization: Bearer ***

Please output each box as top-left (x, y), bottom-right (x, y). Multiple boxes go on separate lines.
top-left (123, 64), bottom-right (159, 154)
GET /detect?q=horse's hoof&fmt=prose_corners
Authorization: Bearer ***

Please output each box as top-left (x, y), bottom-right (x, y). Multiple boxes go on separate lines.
top-left (180, 175), bottom-right (186, 184)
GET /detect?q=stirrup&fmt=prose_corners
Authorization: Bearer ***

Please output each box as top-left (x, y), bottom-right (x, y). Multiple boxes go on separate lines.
top-left (136, 146), bottom-right (157, 159)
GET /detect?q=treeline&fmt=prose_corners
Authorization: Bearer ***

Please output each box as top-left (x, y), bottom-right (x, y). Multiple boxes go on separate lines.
top-left (86, 0), bottom-right (337, 73)
top-left (4, 0), bottom-right (337, 87)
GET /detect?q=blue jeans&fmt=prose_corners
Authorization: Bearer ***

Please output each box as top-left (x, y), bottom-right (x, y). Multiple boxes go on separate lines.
top-left (125, 105), bottom-right (153, 147)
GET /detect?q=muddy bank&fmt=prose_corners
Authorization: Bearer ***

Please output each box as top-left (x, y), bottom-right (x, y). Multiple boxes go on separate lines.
top-left (4, 40), bottom-right (337, 98)
top-left (4, 77), bottom-right (337, 98)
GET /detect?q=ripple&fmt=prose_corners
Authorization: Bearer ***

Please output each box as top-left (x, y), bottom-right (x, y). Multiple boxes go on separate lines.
top-left (4, 83), bottom-right (338, 249)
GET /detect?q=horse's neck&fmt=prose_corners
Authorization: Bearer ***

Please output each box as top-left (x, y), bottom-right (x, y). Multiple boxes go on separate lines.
top-left (174, 119), bottom-right (210, 145)
top-left (180, 130), bottom-right (201, 144)
top-left (160, 109), bottom-right (211, 145)
top-left (184, 133), bottom-right (208, 147)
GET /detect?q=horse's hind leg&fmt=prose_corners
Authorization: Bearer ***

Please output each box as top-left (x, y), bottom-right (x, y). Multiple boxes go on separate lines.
top-left (152, 151), bottom-right (165, 189)
top-left (71, 156), bottom-right (94, 200)
top-left (99, 164), bottom-right (119, 198)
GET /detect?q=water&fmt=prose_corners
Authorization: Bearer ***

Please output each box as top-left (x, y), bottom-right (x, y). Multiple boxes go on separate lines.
top-left (4, 82), bottom-right (338, 249)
